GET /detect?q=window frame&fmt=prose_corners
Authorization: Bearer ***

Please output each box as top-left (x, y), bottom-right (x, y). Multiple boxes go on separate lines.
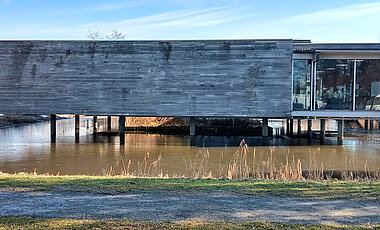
top-left (292, 52), bottom-right (380, 112)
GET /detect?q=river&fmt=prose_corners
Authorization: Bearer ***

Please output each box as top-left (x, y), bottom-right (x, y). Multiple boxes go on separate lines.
top-left (0, 117), bottom-right (379, 177)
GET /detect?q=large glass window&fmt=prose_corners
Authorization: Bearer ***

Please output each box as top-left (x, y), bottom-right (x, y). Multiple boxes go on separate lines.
top-left (356, 60), bottom-right (380, 111)
top-left (316, 59), bottom-right (354, 110)
top-left (293, 59), bottom-right (311, 110)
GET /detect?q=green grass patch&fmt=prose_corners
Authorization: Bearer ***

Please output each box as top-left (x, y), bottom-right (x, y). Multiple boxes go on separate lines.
top-left (0, 217), bottom-right (378, 230)
top-left (0, 174), bottom-right (379, 200)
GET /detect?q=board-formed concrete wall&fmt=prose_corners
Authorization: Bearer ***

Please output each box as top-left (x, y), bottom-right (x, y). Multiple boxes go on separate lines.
top-left (0, 40), bottom-right (293, 117)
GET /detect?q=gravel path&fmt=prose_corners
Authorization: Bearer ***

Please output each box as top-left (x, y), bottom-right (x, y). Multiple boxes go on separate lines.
top-left (0, 190), bottom-right (379, 226)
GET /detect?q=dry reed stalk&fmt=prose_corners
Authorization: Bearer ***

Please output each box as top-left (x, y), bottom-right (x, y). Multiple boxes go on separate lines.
top-left (148, 154), bottom-right (162, 177)
top-left (218, 150), bottom-right (225, 178)
top-left (252, 148), bottom-right (256, 178)
top-left (227, 140), bottom-right (250, 179)
top-left (101, 139), bottom-right (379, 181)
top-left (120, 157), bottom-right (127, 175)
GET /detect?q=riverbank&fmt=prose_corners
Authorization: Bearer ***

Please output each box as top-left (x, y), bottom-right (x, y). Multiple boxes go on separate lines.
top-left (0, 217), bottom-right (378, 230)
top-left (0, 115), bottom-right (49, 128)
top-left (124, 117), bottom-right (268, 136)
top-left (0, 174), bottom-right (379, 200)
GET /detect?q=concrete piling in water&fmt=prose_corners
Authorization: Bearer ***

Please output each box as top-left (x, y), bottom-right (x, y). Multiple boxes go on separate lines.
top-left (286, 119), bottom-right (290, 136)
top-left (370, 120), bottom-right (374, 131)
top-left (119, 116), bottom-right (125, 145)
top-left (107, 116), bottom-right (112, 131)
top-left (320, 119), bottom-right (326, 145)
top-left (289, 119), bottom-right (294, 137)
top-left (50, 114), bottom-right (56, 143)
top-left (93, 116), bottom-right (97, 132)
top-left (297, 119), bottom-right (302, 137)
top-left (337, 119), bottom-right (344, 145)
top-left (307, 119), bottom-right (312, 144)
top-left (365, 119), bottom-right (369, 130)
top-left (262, 118), bottom-right (269, 137)
top-left (190, 117), bottom-right (196, 136)
top-left (75, 115), bottom-right (80, 143)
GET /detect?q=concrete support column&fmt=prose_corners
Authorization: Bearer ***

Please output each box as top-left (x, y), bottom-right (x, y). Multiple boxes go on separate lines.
top-left (297, 119), bottom-right (302, 137)
top-left (320, 119), bottom-right (326, 145)
top-left (50, 114), bottom-right (56, 143)
top-left (190, 117), bottom-right (196, 136)
top-left (337, 119), bottom-right (344, 145)
top-left (75, 115), bottom-right (80, 143)
top-left (119, 116), bottom-right (125, 145)
top-left (307, 119), bottom-right (312, 144)
top-left (107, 116), bottom-right (112, 131)
top-left (93, 116), bottom-right (97, 132)
top-left (364, 119), bottom-right (369, 130)
top-left (262, 118), bottom-right (269, 137)
top-left (289, 119), bottom-right (294, 137)
top-left (370, 120), bottom-right (374, 131)
top-left (286, 119), bottom-right (290, 136)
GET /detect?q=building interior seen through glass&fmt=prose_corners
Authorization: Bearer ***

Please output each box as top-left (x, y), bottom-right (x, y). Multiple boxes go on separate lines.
top-left (293, 58), bottom-right (380, 111)
top-left (316, 59), bottom-right (354, 110)
top-left (356, 60), bottom-right (380, 110)
top-left (293, 59), bottom-right (311, 110)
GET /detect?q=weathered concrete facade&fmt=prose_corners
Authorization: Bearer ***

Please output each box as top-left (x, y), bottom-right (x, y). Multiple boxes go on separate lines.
top-left (0, 40), bottom-right (293, 117)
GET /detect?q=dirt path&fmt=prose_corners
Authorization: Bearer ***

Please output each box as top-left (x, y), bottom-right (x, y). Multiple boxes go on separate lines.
top-left (0, 190), bottom-right (379, 226)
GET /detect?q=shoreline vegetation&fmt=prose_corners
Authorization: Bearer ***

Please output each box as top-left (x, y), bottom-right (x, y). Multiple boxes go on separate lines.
top-left (0, 217), bottom-right (378, 230)
top-left (0, 115), bottom-right (49, 128)
top-left (0, 174), bottom-right (379, 200)
top-left (101, 140), bottom-right (379, 181)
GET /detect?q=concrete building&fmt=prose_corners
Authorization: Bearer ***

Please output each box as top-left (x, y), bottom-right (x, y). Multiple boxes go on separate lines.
top-left (0, 39), bottom-right (379, 144)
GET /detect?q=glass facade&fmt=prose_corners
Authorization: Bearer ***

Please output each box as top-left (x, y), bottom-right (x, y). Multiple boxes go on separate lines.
top-left (292, 57), bottom-right (380, 111)
top-left (355, 60), bottom-right (380, 110)
top-left (293, 60), bottom-right (311, 110)
top-left (315, 59), bottom-right (354, 110)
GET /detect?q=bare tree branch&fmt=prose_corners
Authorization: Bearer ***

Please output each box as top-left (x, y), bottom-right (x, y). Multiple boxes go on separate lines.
top-left (87, 29), bottom-right (126, 40)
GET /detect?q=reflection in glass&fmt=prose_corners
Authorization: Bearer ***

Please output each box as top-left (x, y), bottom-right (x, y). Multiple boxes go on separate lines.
top-left (293, 60), bottom-right (311, 110)
top-left (356, 60), bottom-right (380, 110)
top-left (316, 59), bottom-right (354, 110)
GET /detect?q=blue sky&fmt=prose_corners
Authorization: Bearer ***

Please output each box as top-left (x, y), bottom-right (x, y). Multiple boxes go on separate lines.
top-left (1, 0), bottom-right (380, 42)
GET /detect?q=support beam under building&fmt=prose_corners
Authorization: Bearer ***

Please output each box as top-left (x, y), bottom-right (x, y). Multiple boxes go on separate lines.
top-left (107, 116), bottom-right (112, 131)
top-left (365, 119), bottom-right (369, 130)
top-left (320, 119), bottom-right (326, 145)
top-left (289, 119), bottom-right (294, 137)
top-left (75, 115), bottom-right (80, 143)
top-left (190, 117), bottom-right (196, 136)
top-left (307, 119), bottom-right (312, 144)
top-left (370, 120), bottom-right (374, 131)
top-left (50, 114), bottom-right (56, 143)
top-left (297, 119), bottom-right (302, 137)
top-left (286, 119), bottom-right (290, 136)
top-left (93, 116), bottom-right (97, 132)
top-left (262, 118), bottom-right (269, 137)
top-left (119, 116), bottom-right (125, 145)
top-left (337, 119), bottom-right (344, 145)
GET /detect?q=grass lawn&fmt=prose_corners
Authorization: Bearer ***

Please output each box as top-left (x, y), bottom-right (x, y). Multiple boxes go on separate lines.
top-left (0, 217), bottom-right (379, 230)
top-left (0, 174), bottom-right (379, 200)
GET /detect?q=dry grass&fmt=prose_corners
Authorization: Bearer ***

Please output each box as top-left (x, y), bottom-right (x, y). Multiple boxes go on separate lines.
top-left (102, 140), bottom-right (379, 181)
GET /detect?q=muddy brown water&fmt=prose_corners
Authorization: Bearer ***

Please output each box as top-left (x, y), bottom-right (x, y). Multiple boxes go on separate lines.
top-left (0, 117), bottom-right (379, 176)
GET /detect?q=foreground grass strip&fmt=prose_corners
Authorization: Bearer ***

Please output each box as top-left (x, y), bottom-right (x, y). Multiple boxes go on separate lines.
top-left (0, 174), bottom-right (379, 200)
top-left (0, 217), bottom-right (378, 230)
